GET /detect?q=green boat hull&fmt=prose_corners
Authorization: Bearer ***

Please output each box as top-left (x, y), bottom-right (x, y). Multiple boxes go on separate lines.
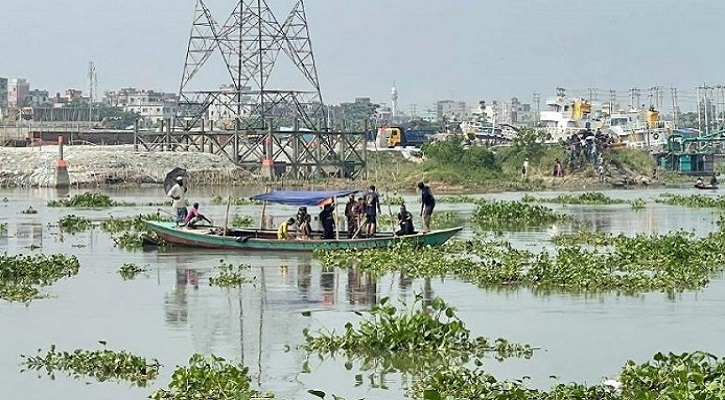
top-left (145, 221), bottom-right (462, 252)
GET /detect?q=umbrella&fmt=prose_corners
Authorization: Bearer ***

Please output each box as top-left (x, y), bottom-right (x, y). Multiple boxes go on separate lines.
top-left (164, 167), bottom-right (188, 194)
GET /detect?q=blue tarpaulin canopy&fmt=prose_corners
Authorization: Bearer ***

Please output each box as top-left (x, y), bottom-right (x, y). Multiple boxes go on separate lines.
top-left (250, 190), bottom-right (359, 207)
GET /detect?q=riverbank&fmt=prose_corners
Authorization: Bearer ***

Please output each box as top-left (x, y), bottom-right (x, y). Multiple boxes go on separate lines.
top-left (0, 144), bottom-right (677, 193)
top-left (0, 145), bottom-right (247, 188)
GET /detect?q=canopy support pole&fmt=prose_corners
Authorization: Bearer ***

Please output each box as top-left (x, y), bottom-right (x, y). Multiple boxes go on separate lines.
top-left (334, 197), bottom-right (340, 240)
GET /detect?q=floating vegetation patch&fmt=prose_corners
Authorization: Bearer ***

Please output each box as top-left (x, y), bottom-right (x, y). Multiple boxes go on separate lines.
top-left (150, 354), bottom-right (273, 400)
top-left (21, 343), bottom-right (161, 387)
top-left (118, 263), bottom-right (149, 280)
top-left (47, 192), bottom-right (135, 208)
top-left (630, 198), bottom-right (646, 210)
top-left (656, 193), bottom-right (725, 208)
top-left (377, 211), bottom-right (463, 230)
top-left (437, 194), bottom-right (478, 204)
top-left (413, 351), bottom-right (725, 400)
top-left (230, 214), bottom-right (253, 228)
top-left (210, 195), bottom-right (262, 206)
top-left (0, 253), bottom-right (80, 302)
top-left (550, 230), bottom-right (616, 246)
top-left (472, 200), bottom-right (571, 230)
top-left (58, 215), bottom-right (92, 234)
top-left (302, 295), bottom-right (533, 375)
top-left (522, 192), bottom-right (628, 205)
top-left (21, 206), bottom-right (38, 214)
top-left (381, 194), bottom-right (405, 206)
top-left (209, 261), bottom-right (251, 288)
top-left (101, 213), bottom-right (172, 249)
top-left (317, 230), bottom-right (725, 294)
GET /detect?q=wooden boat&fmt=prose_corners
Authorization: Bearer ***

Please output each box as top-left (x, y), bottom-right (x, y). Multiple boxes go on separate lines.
top-left (695, 184), bottom-right (718, 190)
top-left (145, 189), bottom-right (463, 252)
top-left (145, 221), bottom-right (462, 252)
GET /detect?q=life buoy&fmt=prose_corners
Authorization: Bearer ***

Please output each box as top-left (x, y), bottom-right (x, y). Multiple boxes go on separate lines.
top-left (653, 133), bottom-right (660, 140)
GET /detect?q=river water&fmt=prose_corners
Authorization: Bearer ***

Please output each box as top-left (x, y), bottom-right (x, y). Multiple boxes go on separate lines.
top-left (1, 186), bottom-right (724, 400)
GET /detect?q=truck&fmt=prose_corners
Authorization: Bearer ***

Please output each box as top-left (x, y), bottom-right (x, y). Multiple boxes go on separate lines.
top-left (382, 126), bottom-right (437, 148)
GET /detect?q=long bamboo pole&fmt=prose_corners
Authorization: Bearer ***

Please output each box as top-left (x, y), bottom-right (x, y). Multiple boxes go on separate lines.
top-left (223, 195), bottom-right (232, 235)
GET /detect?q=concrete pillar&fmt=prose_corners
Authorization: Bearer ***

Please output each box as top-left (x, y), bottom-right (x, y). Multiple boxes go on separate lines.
top-left (54, 135), bottom-right (70, 189)
top-left (261, 128), bottom-right (275, 178)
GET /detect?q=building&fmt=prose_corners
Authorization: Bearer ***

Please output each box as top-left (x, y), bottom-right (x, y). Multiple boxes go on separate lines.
top-left (105, 88), bottom-right (179, 125)
top-left (28, 89), bottom-right (50, 107)
top-left (0, 77), bottom-right (7, 118)
top-left (207, 85), bottom-right (252, 126)
top-left (436, 100), bottom-right (468, 121)
top-left (8, 78), bottom-right (30, 108)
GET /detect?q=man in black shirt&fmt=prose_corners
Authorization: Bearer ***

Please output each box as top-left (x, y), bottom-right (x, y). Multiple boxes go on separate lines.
top-left (417, 182), bottom-right (435, 233)
top-left (319, 203), bottom-right (336, 240)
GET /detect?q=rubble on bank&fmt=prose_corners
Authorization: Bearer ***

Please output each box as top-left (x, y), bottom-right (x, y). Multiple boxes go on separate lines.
top-left (0, 145), bottom-right (248, 188)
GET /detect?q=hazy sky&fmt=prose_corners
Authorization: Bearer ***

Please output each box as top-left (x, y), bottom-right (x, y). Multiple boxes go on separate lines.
top-left (1, 0), bottom-right (723, 110)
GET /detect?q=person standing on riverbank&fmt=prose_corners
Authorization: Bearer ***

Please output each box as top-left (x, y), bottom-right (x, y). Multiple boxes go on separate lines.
top-left (167, 177), bottom-right (187, 225)
top-left (417, 182), bottom-right (435, 233)
top-left (522, 158), bottom-right (529, 179)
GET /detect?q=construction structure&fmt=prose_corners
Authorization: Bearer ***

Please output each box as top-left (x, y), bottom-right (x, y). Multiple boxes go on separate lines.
top-left (135, 0), bottom-right (367, 179)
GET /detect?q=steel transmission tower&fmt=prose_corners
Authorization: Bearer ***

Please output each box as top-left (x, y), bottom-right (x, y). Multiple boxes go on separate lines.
top-left (178, 0), bottom-right (326, 130)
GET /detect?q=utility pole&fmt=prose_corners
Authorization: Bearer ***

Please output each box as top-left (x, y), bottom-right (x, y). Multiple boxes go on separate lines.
top-left (533, 92), bottom-right (541, 123)
top-left (587, 87), bottom-right (598, 103)
top-left (670, 87), bottom-right (679, 129)
top-left (88, 61), bottom-right (97, 127)
top-left (609, 89), bottom-right (616, 115)
top-left (698, 84), bottom-right (711, 134)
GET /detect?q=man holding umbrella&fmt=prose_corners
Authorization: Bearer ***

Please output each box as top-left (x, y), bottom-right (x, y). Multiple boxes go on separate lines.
top-left (167, 176), bottom-right (188, 225)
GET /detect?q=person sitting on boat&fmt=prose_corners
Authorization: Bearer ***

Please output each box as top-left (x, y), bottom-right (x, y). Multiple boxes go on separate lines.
top-left (184, 202), bottom-right (211, 228)
top-left (296, 207), bottom-right (311, 239)
top-left (277, 218), bottom-right (295, 240)
top-left (710, 173), bottom-right (719, 187)
top-left (396, 205), bottom-right (415, 236)
top-left (695, 177), bottom-right (705, 188)
top-left (319, 203), bottom-right (336, 240)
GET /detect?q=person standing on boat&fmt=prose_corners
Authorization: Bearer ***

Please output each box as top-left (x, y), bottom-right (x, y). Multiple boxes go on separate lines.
top-left (417, 182), bottom-right (435, 233)
top-left (296, 207), bottom-right (311, 239)
top-left (364, 186), bottom-right (381, 237)
top-left (396, 205), bottom-right (415, 236)
top-left (167, 176), bottom-right (187, 226)
top-left (319, 203), bottom-right (336, 240)
top-left (277, 218), bottom-right (295, 240)
top-left (344, 194), bottom-right (357, 239)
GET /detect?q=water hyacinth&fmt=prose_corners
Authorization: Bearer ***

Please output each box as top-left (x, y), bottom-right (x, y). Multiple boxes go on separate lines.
top-left (655, 193), bottom-right (725, 209)
top-left (316, 229), bottom-right (725, 294)
top-left (150, 354), bottom-right (273, 400)
top-left (47, 193), bottom-right (132, 208)
top-left (118, 263), bottom-right (149, 280)
top-left (58, 215), bottom-right (93, 234)
top-left (471, 200), bottom-right (571, 230)
top-left (523, 192), bottom-right (628, 205)
top-left (209, 261), bottom-right (251, 288)
top-left (301, 295), bottom-right (534, 375)
top-left (0, 253), bottom-right (80, 302)
top-left (436, 194), bottom-right (478, 204)
top-left (413, 351), bottom-right (725, 400)
top-left (21, 343), bottom-right (161, 387)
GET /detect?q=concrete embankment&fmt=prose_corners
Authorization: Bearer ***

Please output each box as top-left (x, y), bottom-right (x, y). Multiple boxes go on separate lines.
top-left (0, 145), bottom-right (247, 188)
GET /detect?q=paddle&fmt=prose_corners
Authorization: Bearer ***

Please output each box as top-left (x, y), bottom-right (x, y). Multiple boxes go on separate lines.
top-left (351, 216), bottom-right (368, 240)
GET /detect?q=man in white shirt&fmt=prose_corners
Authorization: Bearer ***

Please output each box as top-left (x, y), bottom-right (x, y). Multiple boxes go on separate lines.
top-left (167, 176), bottom-right (188, 225)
